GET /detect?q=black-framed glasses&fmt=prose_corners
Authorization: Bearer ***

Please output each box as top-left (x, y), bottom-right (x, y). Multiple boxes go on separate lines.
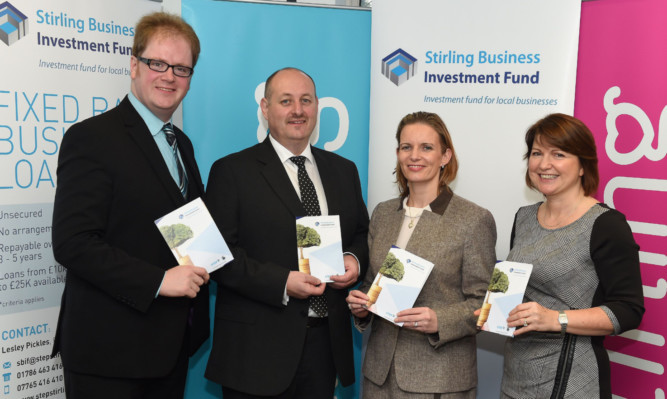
top-left (136, 56), bottom-right (194, 78)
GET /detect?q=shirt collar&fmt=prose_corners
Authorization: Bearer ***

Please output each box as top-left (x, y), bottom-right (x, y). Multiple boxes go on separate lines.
top-left (397, 187), bottom-right (453, 216)
top-left (128, 92), bottom-right (172, 137)
top-left (268, 135), bottom-right (315, 166)
top-left (402, 197), bottom-right (432, 212)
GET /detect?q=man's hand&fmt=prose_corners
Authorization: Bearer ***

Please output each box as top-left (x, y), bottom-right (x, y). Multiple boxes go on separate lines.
top-left (159, 265), bottom-right (210, 298)
top-left (286, 271), bottom-right (325, 299)
top-left (329, 254), bottom-right (359, 289)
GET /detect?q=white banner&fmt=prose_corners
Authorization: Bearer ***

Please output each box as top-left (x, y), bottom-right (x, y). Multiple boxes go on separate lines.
top-left (369, 0), bottom-right (581, 257)
top-left (368, 1), bottom-right (581, 396)
top-left (0, 1), bottom-right (159, 398)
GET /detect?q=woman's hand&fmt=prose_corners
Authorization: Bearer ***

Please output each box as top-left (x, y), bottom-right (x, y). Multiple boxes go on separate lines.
top-left (346, 290), bottom-right (370, 318)
top-left (395, 307), bottom-right (438, 334)
top-left (507, 301), bottom-right (559, 336)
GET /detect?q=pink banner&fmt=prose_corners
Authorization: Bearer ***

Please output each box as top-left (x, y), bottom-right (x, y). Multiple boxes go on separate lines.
top-left (575, 0), bottom-right (667, 397)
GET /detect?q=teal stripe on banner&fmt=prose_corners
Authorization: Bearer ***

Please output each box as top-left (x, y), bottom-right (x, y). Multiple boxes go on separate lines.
top-left (181, 1), bottom-right (370, 398)
top-left (182, 0), bottom-right (371, 199)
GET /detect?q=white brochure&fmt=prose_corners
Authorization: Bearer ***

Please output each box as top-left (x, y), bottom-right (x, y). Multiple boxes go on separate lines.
top-left (366, 246), bottom-right (434, 326)
top-left (295, 215), bottom-right (344, 283)
top-left (477, 261), bottom-right (533, 337)
top-left (155, 197), bottom-right (233, 273)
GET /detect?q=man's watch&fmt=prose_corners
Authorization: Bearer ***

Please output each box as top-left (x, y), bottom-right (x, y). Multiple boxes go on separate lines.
top-left (558, 310), bottom-right (568, 335)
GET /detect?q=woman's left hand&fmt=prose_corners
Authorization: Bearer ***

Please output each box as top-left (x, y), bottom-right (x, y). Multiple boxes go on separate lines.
top-left (507, 302), bottom-right (559, 336)
top-left (395, 307), bottom-right (438, 334)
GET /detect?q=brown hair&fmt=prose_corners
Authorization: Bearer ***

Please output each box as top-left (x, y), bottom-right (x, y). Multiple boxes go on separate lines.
top-left (395, 111), bottom-right (458, 199)
top-left (524, 113), bottom-right (599, 196)
top-left (132, 12), bottom-right (200, 67)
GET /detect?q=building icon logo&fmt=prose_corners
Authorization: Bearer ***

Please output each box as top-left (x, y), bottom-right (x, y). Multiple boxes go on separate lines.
top-left (381, 48), bottom-right (417, 86)
top-left (0, 2), bottom-right (28, 46)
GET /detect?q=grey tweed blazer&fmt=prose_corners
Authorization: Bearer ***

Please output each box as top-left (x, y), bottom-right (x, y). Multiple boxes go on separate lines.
top-left (356, 189), bottom-right (497, 394)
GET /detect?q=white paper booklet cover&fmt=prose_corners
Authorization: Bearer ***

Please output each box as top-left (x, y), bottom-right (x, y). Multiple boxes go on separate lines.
top-left (366, 246), bottom-right (434, 326)
top-left (295, 215), bottom-right (344, 283)
top-left (155, 197), bottom-right (233, 273)
top-left (476, 261), bottom-right (533, 337)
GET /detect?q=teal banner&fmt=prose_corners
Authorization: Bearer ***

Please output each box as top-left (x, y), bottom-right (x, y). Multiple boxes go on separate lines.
top-left (181, 1), bottom-right (371, 398)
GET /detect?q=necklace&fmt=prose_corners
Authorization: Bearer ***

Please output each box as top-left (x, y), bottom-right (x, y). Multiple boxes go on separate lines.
top-left (539, 199), bottom-right (583, 229)
top-left (406, 206), bottom-right (416, 228)
top-left (404, 197), bottom-right (428, 229)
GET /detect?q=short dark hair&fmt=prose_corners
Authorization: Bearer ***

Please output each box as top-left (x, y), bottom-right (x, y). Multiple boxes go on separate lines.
top-left (524, 113), bottom-right (599, 196)
top-left (395, 111), bottom-right (458, 200)
top-left (133, 12), bottom-right (200, 67)
top-left (264, 67), bottom-right (317, 100)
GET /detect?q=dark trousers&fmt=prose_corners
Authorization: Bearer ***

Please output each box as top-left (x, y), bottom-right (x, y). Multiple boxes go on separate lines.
top-left (63, 337), bottom-right (189, 399)
top-left (222, 319), bottom-right (336, 399)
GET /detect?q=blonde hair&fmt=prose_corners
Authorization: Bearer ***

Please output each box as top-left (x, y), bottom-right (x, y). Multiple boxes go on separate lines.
top-left (132, 12), bottom-right (200, 67)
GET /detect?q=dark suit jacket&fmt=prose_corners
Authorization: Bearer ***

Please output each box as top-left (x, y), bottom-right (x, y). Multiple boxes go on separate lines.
top-left (51, 96), bottom-right (209, 378)
top-left (204, 138), bottom-right (369, 396)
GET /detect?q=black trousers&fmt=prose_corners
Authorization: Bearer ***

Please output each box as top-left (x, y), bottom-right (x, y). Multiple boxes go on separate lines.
top-left (63, 337), bottom-right (189, 399)
top-left (222, 319), bottom-right (336, 399)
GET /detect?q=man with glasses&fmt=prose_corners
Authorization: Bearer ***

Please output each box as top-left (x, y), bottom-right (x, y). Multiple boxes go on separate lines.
top-left (51, 12), bottom-right (209, 399)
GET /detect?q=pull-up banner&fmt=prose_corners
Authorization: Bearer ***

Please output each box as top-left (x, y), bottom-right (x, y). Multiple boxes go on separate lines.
top-left (575, 0), bottom-right (667, 397)
top-left (181, 1), bottom-right (371, 398)
top-left (0, 1), bottom-right (160, 398)
top-left (368, 1), bottom-right (581, 396)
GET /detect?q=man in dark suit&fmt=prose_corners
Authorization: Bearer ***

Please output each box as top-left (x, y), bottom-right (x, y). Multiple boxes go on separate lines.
top-left (51, 12), bottom-right (209, 399)
top-left (205, 67), bottom-right (369, 398)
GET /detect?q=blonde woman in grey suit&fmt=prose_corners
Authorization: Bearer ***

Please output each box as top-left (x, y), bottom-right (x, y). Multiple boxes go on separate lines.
top-left (347, 111), bottom-right (497, 398)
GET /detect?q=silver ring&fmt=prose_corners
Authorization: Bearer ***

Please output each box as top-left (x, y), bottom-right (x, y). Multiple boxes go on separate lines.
top-left (414, 321), bottom-right (419, 327)
top-left (348, 304), bottom-right (352, 310)
top-left (523, 319), bottom-right (528, 327)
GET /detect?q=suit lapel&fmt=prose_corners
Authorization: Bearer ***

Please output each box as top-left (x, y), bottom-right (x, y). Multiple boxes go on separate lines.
top-left (118, 97), bottom-right (184, 206)
top-left (313, 147), bottom-right (337, 215)
top-left (257, 139), bottom-right (305, 217)
top-left (404, 210), bottom-right (441, 254)
top-left (384, 204), bottom-right (406, 248)
top-left (403, 190), bottom-right (453, 253)
top-left (173, 126), bottom-right (204, 199)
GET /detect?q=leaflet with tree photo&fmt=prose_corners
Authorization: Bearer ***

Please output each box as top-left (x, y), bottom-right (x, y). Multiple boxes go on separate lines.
top-left (476, 261), bottom-right (533, 337)
top-left (366, 246), bottom-right (434, 326)
top-left (296, 215), bottom-right (344, 282)
top-left (155, 197), bottom-right (233, 273)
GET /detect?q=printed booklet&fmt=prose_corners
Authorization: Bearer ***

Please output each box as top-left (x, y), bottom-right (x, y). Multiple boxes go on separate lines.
top-left (366, 246), bottom-right (434, 326)
top-left (155, 197), bottom-right (233, 273)
top-left (476, 261), bottom-right (533, 337)
top-left (295, 215), bottom-right (344, 283)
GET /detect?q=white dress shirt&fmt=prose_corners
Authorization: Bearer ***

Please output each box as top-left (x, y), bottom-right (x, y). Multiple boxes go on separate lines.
top-left (268, 136), bottom-right (359, 314)
top-left (268, 135), bottom-right (328, 216)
